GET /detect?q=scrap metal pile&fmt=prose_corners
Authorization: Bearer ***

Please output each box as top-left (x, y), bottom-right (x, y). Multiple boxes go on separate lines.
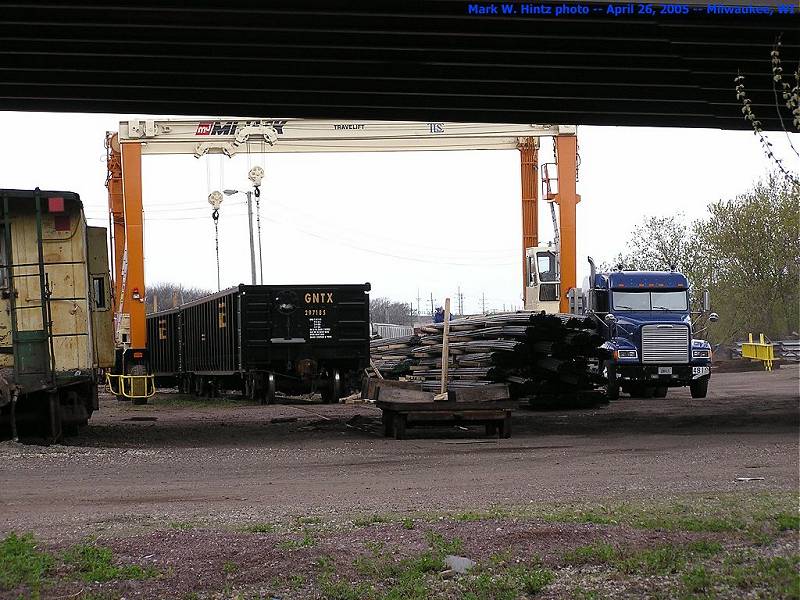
top-left (370, 311), bottom-right (610, 403)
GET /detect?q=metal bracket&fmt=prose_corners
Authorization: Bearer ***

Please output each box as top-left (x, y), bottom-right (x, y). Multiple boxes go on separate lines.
top-left (194, 125), bottom-right (279, 158)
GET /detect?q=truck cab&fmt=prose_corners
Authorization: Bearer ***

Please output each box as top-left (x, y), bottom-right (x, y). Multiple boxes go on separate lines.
top-left (584, 265), bottom-right (716, 400)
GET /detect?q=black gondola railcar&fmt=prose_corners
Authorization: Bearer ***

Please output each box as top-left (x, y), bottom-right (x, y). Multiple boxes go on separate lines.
top-left (146, 307), bottom-right (181, 387)
top-left (146, 283), bottom-right (370, 403)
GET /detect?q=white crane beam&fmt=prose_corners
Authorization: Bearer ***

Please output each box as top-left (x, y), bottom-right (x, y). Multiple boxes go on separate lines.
top-left (118, 118), bottom-right (575, 156)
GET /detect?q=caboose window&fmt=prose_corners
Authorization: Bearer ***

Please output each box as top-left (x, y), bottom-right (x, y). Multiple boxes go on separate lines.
top-left (92, 276), bottom-right (106, 309)
top-left (0, 234), bottom-right (7, 289)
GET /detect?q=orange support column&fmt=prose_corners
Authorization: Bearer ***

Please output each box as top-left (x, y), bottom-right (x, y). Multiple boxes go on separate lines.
top-left (519, 138), bottom-right (538, 299)
top-left (105, 133), bottom-right (126, 306)
top-left (120, 142), bottom-right (147, 349)
top-left (554, 135), bottom-right (580, 313)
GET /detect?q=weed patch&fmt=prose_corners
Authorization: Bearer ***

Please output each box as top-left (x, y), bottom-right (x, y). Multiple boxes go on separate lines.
top-left (240, 522), bottom-right (275, 534)
top-left (353, 514), bottom-right (392, 527)
top-left (0, 532), bottom-right (53, 594)
top-left (63, 542), bottom-right (157, 582)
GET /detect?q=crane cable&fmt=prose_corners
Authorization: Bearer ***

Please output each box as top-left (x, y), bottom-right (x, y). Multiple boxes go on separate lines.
top-left (213, 208), bottom-right (221, 290)
top-left (255, 193), bottom-right (263, 283)
top-left (208, 190), bottom-right (224, 291)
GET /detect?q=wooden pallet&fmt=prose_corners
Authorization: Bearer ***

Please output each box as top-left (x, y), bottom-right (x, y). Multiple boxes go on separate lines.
top-left (371, 380), bottom-right (515, 440)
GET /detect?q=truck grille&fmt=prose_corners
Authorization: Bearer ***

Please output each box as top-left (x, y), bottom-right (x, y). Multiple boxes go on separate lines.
top-left (641, 324), bottom-right (689, 363)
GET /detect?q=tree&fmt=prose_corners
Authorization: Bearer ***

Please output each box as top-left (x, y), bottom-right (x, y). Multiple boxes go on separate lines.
top-left (599, 213), bottom-right (707, 308)
top-left (695, 173), bottom-right (799, 343)
top-left (600, 213), bottom-right (699, 273)
top-left (146, 282), bottom-right (212, 314)
top-left (369, 297), bottom-right (413, 325)
top-left (604, 173), bottom-right (799, 344)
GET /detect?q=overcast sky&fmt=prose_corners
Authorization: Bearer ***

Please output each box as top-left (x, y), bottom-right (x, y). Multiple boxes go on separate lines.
top-left (0, 111), bottom-right (797, 315)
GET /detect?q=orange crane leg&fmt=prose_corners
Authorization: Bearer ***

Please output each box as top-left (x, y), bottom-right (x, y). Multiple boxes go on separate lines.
top-left (519, 138), bottom-right (538, 299)
top-left (120, 142), bottom-right (147, 349)
top-left (554, 135), bottom-right (579, 313)
top-left (105, 133), bottom-right (126, 307)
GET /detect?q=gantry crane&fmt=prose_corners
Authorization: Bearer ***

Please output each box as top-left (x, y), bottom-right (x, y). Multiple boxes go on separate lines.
top-left (105, 119), bottom-right (579, 400)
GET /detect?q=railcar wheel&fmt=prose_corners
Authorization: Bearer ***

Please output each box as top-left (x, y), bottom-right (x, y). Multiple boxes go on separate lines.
top-left (264, 373), bottom-right (276, 405)
top-left (42, 392), bottom-right (62, 444)
top-left (322, 369), bottom-right (342, 404)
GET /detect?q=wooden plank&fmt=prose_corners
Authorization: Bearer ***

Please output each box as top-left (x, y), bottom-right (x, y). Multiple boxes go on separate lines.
top-left (377, 399), bottom-right (516, 412)
top-left (448, 383), bottom-right (510, 403)
top-left (365, 377), bottom-right (423, 400)
top-left (405, 410), bottom-right (507, 422)
top-left (378, 386), bottom-right (436, 403)
top-left (440, 297), bottom-right (451, 396)
top-left (369, 359), bottom-right (385, 380)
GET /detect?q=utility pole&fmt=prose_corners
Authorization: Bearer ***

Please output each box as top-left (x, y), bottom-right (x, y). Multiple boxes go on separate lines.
top-left (245, 190), bottom-right (256, 285)
top-left (222, 189), bottom-right (257, 284)
top-left (481, 292), bottom-right (486, 314)
top-left (457, 286), bottom-right (464, 316)
top-left (430, 292), bottom-right (435, 316)
top-left (417, 288), bottom-right (422, 321)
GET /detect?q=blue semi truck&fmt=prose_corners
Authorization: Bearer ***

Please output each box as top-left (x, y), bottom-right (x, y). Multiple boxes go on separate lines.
top-left (580, 258), bottom-right (718, 400)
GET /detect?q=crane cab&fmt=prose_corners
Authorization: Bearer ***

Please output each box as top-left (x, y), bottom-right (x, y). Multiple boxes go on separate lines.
top-left (524, 245), bottom-right (560, 313)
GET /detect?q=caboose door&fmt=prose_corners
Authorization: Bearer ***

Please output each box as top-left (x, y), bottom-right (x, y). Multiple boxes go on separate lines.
top-left (87, 227), bottom-right (114, 368)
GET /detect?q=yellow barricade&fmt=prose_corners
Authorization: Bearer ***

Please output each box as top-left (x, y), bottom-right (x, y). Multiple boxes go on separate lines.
top-left (105, 373), bottom-right (156, 399)
top-left (741, 333), bottom-right (775, 371)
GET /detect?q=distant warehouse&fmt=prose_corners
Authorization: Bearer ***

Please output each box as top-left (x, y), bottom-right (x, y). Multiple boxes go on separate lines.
top-left (371, 323), bottom-right (414, 340)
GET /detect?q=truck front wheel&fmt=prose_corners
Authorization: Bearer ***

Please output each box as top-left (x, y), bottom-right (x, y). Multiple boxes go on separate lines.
top-left (604, 364), bottom-right (620, 401)
top-left (690, 378), bottom-right (709, 399)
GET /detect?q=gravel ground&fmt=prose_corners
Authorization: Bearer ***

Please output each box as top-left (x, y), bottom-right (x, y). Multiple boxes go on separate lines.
top-left (1, 367), bottom-right (797, 599)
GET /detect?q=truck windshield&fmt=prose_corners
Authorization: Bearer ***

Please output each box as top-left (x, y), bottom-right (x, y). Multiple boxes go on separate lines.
top-left (612, 291), bottom-right (687, 311)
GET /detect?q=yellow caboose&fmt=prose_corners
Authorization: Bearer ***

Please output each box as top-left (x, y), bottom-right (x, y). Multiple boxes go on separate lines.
top-left (0, 188), bottom-right (114, 441)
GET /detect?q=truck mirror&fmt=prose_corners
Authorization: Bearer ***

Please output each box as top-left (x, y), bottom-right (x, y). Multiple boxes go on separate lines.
top-left (702, 290), bottom-right (711, 312)
top-left (708, 312), bottom-right (719, 323)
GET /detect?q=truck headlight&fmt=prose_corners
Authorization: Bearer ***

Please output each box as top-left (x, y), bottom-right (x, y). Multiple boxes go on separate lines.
top-left (616, 349), bottom-right (638, 359)
top-left (692, 349), bottom-right (710, 358)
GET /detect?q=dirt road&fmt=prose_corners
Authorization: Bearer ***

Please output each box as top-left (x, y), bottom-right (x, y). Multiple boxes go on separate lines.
top-left (2, 368), bottom-right (797, 540)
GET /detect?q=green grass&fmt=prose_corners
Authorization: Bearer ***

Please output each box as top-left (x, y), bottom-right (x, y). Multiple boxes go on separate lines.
top-left (0, 532), bottom-right (53, 595)
top-left (775, 512), bottom-right (800, 531)
top-left (571, 587), bottom-right (602, 600)
top-left (62, 542), bottom-right (157, 582)
top-left (353, 514), bottom-right (392, 527)
top-left (460, 563), bottom-right (555, 600)
top-left (277, 530), bottom-right (316, 550)
top-left (168, 521), bottom-right (195, 531)
top-left (222, 560), bottom-right (239, 575)
top-left (240, 522), bottom-right (276, 534)
top-left (724, 554), bottom-right (800, 598)
top-left (681, 565), bottom-right (713, 594)
top-left (427, 492), bottom-right (798, 540)
top-left (401, 518), bottom-right (415, 530)
top-left (564, 539), bottom-right (723, 576)
top-left (424, 531), bottom-right (463, 555)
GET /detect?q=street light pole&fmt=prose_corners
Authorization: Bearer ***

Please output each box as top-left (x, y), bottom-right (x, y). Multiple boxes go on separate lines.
top-left (245, 191), bottom-right (256, 285)
top-left (223, 189), bottom-right (257, 285)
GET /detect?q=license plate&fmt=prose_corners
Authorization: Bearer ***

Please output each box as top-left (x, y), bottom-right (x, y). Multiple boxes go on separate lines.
top-left (692, 366), bottom-right (710, 377)
top-left (658, 367), bottom-right (672, 375)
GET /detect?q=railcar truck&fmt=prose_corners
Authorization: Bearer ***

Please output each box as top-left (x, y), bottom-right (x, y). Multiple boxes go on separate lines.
top-left (581, 259), bottom-right (718, 400)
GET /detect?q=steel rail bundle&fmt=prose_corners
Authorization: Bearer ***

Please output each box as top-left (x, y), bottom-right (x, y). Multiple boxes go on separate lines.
top-left (370, 311), bottom-right (610, 404)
